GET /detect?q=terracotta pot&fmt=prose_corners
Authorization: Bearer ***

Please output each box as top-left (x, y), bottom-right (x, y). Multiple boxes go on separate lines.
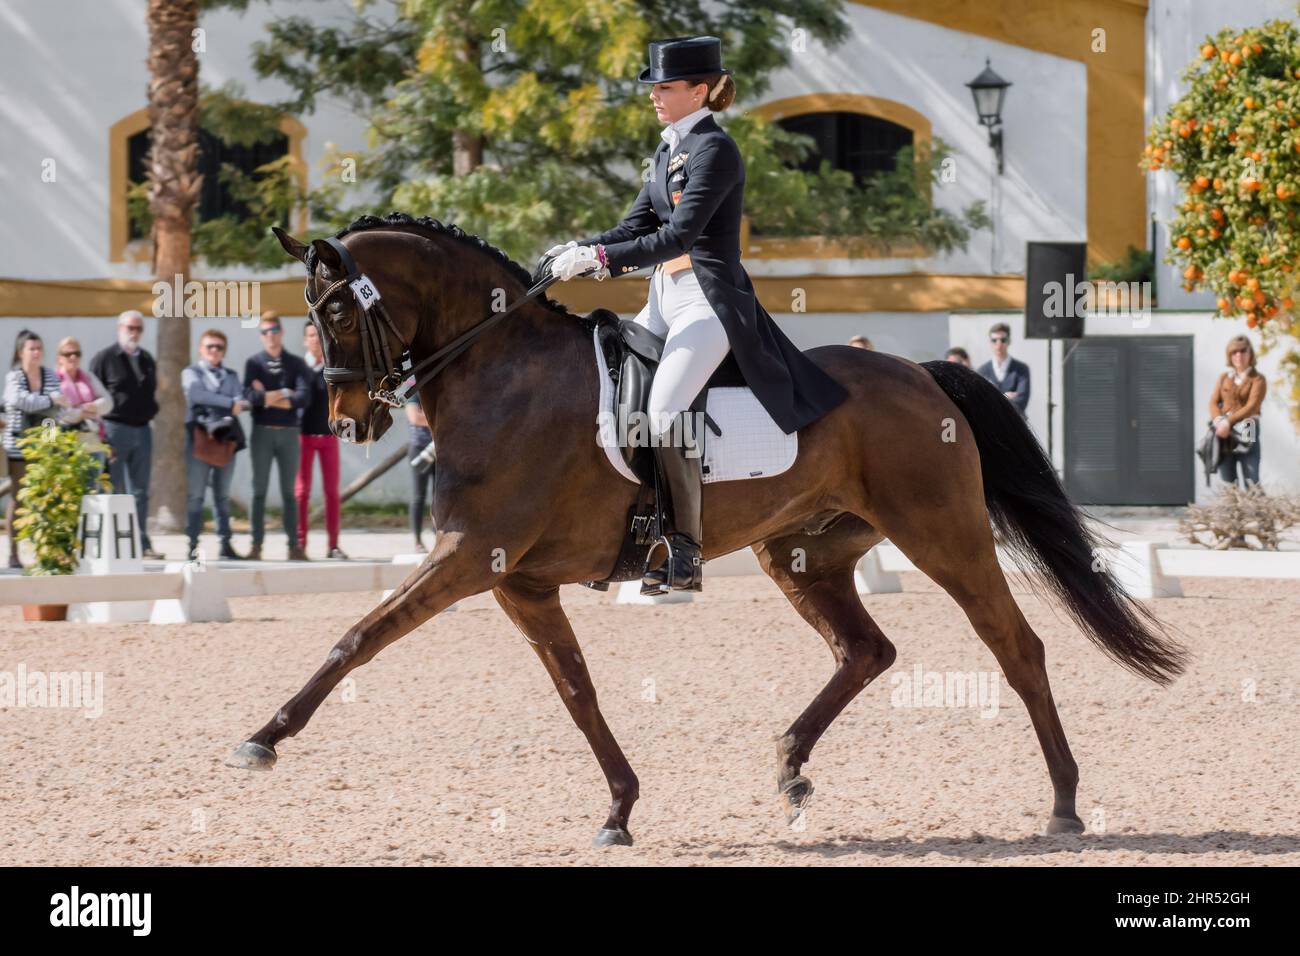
top-left (21, 604), bottom-right (68, 622)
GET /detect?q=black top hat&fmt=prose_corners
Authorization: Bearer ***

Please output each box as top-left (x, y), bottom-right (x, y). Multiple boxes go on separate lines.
top-left (638, 35), bottom-right (732, 84)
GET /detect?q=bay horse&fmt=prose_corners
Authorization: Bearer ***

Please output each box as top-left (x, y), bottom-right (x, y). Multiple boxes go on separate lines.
top-left (227, 213), bottom-right (1187, 847)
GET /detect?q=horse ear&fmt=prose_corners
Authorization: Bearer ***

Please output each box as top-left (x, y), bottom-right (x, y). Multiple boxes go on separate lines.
top-left (309, 238), bottom-right (345, 273)
top-left (272, 226), bottom-right (309, 263)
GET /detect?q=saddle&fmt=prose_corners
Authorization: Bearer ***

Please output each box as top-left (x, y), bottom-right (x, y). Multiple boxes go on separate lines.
top-left (592, 308), bottom-right (742, 482)
top-left (585, 308), bottom-right (744, 590)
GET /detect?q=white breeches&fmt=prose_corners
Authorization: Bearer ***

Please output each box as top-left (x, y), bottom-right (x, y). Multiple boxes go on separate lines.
top-left (633, 266), bottom-right (731, 438)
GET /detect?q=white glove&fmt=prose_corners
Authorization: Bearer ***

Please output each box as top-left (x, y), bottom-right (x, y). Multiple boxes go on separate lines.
top-left (550, 244), bottom-right (604, 281)
top-left (544, 241), bottom-right (576, 258)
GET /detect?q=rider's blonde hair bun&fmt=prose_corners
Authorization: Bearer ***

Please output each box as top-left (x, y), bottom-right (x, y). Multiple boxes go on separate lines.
top-left (704, 73), bottom-right (735, 112)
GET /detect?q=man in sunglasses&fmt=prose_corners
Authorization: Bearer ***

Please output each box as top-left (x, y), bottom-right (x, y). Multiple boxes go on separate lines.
top-left (182, 329), bottom-right (249, 560)
top-left (976, 322), bottom-right (1030, 419)
top-left (243, 311), bottom-right (311, 561)
top-left (90, 310), bottom-right (163, 559)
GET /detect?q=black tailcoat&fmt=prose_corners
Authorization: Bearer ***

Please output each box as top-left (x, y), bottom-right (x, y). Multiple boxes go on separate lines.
top-left (579, 114), bottom-right (848, 434)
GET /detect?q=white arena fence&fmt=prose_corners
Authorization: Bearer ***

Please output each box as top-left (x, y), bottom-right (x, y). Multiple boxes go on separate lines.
top-left (2, 541), bottom-right (1295, 622)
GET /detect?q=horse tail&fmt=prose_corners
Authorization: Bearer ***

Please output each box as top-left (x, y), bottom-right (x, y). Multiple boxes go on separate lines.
top-left (921, 360), bottom-right (1188, 685)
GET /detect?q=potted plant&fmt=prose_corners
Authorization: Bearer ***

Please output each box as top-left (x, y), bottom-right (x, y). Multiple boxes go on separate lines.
top-left (13, 422), bottom-right (110, 620)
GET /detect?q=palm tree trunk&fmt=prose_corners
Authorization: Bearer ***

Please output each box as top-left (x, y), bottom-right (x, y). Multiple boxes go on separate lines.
top-left (451, 28), bottom-right (482, 176)
top-left (145, 0), bottom-right (202, 533)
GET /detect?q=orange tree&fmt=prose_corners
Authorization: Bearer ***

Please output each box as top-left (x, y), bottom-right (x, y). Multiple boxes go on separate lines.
top-left (1143, 12), bottom-right (1300, 423)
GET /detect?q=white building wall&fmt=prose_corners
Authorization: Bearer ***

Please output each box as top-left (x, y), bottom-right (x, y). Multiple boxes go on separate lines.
top-left (752, 3), bottom-right (1088, 277)
top-left (0, 0), bottom-right (371, 282)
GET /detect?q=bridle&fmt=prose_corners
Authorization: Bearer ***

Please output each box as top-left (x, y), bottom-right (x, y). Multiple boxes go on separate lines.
top-left (303, 235), bottom-right (559, 408)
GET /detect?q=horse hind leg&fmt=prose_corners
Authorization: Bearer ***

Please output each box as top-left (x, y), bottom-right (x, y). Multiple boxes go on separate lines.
top-left (882, 505), bottom-right (1085, 835)
top-left (755, 523), bottom-right (896, 823)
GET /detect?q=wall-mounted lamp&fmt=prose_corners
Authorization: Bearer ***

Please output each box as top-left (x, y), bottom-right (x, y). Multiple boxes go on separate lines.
top-left (966, 58), bottom-right (1011, 175)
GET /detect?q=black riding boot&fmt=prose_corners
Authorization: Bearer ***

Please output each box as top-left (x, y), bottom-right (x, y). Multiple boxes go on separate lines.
top-left (641, 414), bottom-right (704, 595)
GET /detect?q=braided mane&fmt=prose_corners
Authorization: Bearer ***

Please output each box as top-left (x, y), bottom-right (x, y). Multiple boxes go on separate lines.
top-left (328, 212), bottom-right (580, 320)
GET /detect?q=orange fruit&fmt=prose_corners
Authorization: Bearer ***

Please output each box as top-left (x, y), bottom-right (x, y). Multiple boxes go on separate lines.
top-left (1202, 44), bottom-right (1216, 59)
top-left (1177, 236), bottom-right (1191, 249)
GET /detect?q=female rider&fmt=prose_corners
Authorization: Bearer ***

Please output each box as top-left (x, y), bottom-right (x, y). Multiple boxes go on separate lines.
top-left (546, 35), bottom-right (848, 594)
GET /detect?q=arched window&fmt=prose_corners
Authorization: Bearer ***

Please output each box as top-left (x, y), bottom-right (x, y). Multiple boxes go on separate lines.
top-left (125, 127), bottom-right (291, 240)
top-left (745, 94), bottom-right (934, 257)
top-left (108, 107), bottom-right (306, 262)
top-left (775, 111), bottom-right (914, 185)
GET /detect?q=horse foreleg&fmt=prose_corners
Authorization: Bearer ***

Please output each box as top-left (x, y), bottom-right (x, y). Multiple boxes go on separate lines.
top-left (494, 577), bottom-right (640, 848)
top-left (226, 530), bottom-right (491, 770)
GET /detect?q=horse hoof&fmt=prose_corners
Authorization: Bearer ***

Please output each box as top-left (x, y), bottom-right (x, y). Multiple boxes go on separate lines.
top-left (225, 741), bottom-right (277, 771)
top-left (1046, 814), bottom-right (1085, 835)
top-left (779, 775), bottom-right (815, 823)
top-left (592, 826), bottom-right (633, 848)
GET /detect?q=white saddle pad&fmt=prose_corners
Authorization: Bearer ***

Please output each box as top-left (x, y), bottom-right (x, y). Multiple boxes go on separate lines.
top-left (592, 328), bottom-right (797, 485)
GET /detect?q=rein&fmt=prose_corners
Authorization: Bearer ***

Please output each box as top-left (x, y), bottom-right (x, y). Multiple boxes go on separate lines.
top-left (304, 235), bottom-right (560, 407)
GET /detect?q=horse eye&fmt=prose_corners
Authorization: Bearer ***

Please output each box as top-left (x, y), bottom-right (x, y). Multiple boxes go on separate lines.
top-left (327, 302), bottom-right (355, 331)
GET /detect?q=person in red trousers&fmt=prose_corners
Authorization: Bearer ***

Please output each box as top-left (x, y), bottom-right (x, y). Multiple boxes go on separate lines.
top-left (295, 323), bottom-right (346, 559)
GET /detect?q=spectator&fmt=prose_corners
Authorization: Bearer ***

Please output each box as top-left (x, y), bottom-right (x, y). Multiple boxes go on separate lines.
top-left (295, 322), bottom-right (346, 559)
top-left (944, 347), bottom-right (972, 367)
top-left (848, 335), bottom-right (874, 350)
top-left (4, 330), bottom-right (68, 569)
top-left (55, 336), bottom-right (113, 470)
top-left (182, 329), bottom-right (248, 561)
top-left (1210, 334), bottom-right (1266, 488)
top-left (977, 322), bottom-right (1030, 418)
top-left (244, 311), bottom-right (310, 562)
top-left (406, 398), bottom-right (436, 552)
top-left (91, 310), bottom-right (162, 558)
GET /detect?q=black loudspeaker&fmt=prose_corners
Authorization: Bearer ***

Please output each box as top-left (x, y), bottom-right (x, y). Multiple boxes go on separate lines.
top-left (1024, 241), bottom-right (1087, 339)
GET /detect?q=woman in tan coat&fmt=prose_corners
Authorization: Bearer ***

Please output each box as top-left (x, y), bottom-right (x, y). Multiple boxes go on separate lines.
top-left (1209, 334), bottom-right (1266, 487)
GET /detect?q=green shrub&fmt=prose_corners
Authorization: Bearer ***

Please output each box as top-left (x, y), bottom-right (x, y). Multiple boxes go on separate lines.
top-left (14, 424), bottom-right (111, 575)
